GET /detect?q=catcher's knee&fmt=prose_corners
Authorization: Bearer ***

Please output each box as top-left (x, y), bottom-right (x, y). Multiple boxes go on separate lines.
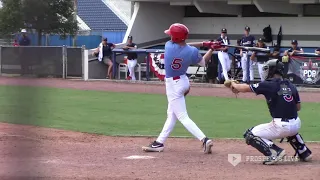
top-left (287, 134), bottom-right (312, 161)
top-left (243, 127), bottom-right (272, 156)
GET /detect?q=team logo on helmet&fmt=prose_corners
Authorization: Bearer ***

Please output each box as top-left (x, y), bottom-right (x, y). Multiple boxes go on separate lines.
top-left (149, 53), bottom-right (165, 81)
top-left (299, 59), bottom-right (320, 84)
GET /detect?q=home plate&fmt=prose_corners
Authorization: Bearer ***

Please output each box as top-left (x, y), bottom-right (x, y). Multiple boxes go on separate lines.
top-left (123, 155), bottom-right (156, 160)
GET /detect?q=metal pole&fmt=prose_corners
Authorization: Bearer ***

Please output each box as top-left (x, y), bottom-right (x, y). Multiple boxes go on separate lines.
top-left (112, 52), bottom-right (116, 79)
top-left (0, 46), bottom-right (2, 75)
top-left (146, 52), bottom-right (150, 81)
top-left (247, 54), bottom-right (250, 83)
top-left (73, 0), bottom-right (78, 47)
top-left (62, 45), bottom-right (67, 79)
top-left (81, 45), bottom-right (85, 79)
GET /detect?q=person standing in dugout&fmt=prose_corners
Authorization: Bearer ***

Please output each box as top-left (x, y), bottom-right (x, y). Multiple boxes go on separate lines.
top-left (232, 39), bottom-right (242, 79)
top-left (217, 28), bottom-right (231, 81)
top-left (123, 36), bottom-right (138, 81)
top-left (282, 40), bottom-right (304, 77)
top-left (240, 26), bottom-right (256, 84)
top-left (250, 38), bottom-right (270, 82)
top-left (225, 59), bottom-right (312, 165)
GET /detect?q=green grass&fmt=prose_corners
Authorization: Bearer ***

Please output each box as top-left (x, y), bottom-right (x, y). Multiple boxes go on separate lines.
top-left (0, 85), bottom-right (319, 140)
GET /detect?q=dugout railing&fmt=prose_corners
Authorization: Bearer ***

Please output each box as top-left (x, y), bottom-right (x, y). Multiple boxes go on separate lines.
top-left (0, 46), bottom-right (86, 78)
top-left (83, 48), bottom-right (319, 87)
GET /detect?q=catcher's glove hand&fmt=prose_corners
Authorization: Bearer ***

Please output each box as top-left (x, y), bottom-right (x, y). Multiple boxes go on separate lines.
top-left (224, 79), bottom-right (240, 95)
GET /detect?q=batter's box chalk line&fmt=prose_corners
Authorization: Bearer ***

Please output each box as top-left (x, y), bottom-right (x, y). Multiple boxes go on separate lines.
top-left (123, 155), bottom-right (156, 160)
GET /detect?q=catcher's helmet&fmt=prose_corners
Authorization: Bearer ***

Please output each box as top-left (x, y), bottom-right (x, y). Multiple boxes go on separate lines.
top-left (164, 23), bottom-right (189, 43)
top-left (262, 59), bottom-right (285, 80)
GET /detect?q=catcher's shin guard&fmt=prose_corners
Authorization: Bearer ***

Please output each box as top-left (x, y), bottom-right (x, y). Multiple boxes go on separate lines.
top-left (243, 128), bottom-right (272, 156)
top-left (287, 134), bottom-right (312, 162)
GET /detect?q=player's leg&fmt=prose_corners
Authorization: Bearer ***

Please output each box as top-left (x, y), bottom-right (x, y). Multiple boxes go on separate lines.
top-left (225, 53), bottom-right (232, 76)
top-left (243, 121), bottom-right (286, 165)
top-left (258, 63), bottom-right (264, 81)
top-left (249, 60), bottom-right (254, 82)
top-left (218, 52), bottom-right (229, 80)
top-left (129, 59), bottom-right (137, 80)
top-left (142, 80), bottom-right (177, 152)
top-left (172, 76), bottom-right (213, 153)
top-left (284, 117), bottom-right (312, 161)
top-left (241, 55), bottom-right (247, 82)
top-left (142, 103), bottom-right (177, 152)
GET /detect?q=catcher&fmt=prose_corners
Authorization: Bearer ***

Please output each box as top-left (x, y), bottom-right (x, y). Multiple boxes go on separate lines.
top-left (224, 59), bottom-right (312, 165)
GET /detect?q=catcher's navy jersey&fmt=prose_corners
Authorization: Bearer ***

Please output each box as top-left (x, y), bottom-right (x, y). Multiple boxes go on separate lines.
top-left (164, 41), bottom-right (202, 78)
top-left (250, 78), bottom-right (300, 119)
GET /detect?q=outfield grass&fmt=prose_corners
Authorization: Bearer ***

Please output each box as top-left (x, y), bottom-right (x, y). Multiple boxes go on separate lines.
top-left (0, 85), bottom-right (319, 141)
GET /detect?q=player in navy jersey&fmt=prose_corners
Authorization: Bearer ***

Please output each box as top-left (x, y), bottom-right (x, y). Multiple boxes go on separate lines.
top-left (142, 23), bottom-right (221, 153)
top-left (240, 26), bottom-right (255, 83)
top-left (250, 38), bottom-right (270, 81)
top-left (226, 59), bottom-right (312, 165)
top-left (217, 28), bottom-right (231, 81)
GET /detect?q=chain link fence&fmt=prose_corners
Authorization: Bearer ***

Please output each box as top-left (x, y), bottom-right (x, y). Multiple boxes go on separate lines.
top-left (0, 46), bottom-right (85, 78)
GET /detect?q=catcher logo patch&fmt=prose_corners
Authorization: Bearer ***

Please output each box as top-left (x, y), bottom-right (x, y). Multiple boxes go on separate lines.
top-left (283, 95), bottom-right (293, 102)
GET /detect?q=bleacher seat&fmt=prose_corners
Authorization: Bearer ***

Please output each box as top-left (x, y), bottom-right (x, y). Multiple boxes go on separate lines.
top-left (77, 0), bottom-right (127, 31)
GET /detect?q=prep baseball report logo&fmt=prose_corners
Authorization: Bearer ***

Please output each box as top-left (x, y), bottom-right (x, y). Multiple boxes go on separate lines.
top-left (228, 154), bottom-right (299, 166)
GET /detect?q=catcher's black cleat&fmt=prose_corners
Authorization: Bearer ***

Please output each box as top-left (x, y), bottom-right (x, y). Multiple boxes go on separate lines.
top-left (142, 141), bottom-right (164, 152)
top-left (263, 148), bottom-right (286, 165)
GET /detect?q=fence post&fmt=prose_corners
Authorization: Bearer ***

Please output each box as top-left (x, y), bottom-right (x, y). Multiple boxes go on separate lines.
top-left (0, 46), bottom-right (2, 75)
top-left (247, 53), bottom-right (250, 83)
top-left (81, 45), bottom-right (85, 79)
top-left (62, 45), bottom-right (67, 79)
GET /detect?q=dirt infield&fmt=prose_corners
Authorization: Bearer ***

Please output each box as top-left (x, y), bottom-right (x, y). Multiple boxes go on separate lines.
top-left (0, 77), bottom-right (319, 180)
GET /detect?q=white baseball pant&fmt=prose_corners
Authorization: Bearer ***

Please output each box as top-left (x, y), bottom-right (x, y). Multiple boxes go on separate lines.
top-left (127, 59), bottom-right (137, 80)
top-left (156, 75), bottom-right (206, 143)
top-left (251, 117), bottom-right (301, 147)
top-left (257, 62), bottom-right (265, 81)
top-left (218, 51), bottom-right (231, 80)
top-left (241, 52), bottom-right (254, 82)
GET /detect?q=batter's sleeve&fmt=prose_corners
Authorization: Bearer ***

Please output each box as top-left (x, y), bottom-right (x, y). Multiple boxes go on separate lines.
top-left (191, 47), bottom-right (203, 65)
top-left (249, 81), bottom-right (272, 95)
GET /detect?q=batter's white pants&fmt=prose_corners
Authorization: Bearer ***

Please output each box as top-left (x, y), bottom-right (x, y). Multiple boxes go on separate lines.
top-left (241, 53), bottom-right (254, 82)
top-left (156, 75), bottom-right (206, 144)
top-left (218, 51), bottom-right (231, 80)
top-left (257, 62), bottom-right (265, 81)
top-left (251, 117), bottom-right (301, 146)
top-left (127, 59), bottom-right (137, 80)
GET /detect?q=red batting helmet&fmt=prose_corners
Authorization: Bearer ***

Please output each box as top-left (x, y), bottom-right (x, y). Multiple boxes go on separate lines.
top-left (164, 23), bottom-right (189, 43)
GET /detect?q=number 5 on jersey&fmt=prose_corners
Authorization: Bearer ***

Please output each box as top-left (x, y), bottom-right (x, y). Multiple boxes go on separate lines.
top-left (171, 58), bottom-right (183, 70)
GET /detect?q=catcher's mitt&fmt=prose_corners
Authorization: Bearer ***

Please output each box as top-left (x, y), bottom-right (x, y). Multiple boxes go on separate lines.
top-left (224, 79), bottom-right (239, 88)
top-left (224, 79), bottom-right (240, 96)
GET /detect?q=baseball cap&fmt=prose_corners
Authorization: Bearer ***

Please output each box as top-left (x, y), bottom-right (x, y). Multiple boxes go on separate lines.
top-left (258, 38), bottom-right (264, 42)
top-left (21, 29), bottom-right (27, 33)
top-left (128, 35), bottom-right (133, 39)
top-left (221, 28), bottom-right (227, 33)
top-left (103, 38), bottom-right (108, 41)
top-left (291, 40), bottom-right (298, 44)
top-left (245, 26), bottom-right (250, 31)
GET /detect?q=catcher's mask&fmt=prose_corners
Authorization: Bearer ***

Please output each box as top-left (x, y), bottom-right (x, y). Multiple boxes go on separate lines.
top-left (262, 59), bottom-right (285, 80)
top-left (164, 23), bottom-right (189, 43)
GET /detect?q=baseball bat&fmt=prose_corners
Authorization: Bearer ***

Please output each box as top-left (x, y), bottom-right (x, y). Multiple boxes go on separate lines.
top-left (223, 45), bottom-right (271, 53)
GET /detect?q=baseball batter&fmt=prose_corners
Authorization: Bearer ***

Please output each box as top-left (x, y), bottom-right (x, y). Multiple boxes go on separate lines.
top-left (240, 26), bottom-right (255, 83)
top-left (142, 23), bottom-right (220, 153)
top-left (217, 28), bottom-right (231, 81)
top-left (224, 59), bottom-right (312, 165)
